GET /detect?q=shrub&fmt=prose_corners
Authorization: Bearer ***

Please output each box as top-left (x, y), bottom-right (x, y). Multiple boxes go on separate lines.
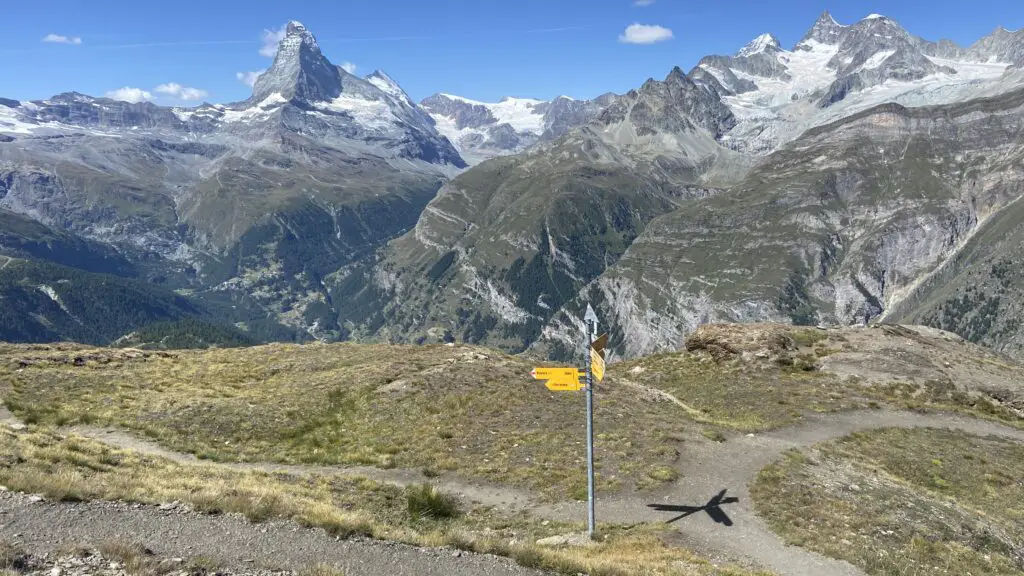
top-left (406, 483), bottom-right (460, 520)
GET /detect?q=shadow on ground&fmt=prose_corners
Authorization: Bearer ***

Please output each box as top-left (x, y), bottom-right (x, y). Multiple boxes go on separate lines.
top-left (648, 489), bottom-right (740, 526)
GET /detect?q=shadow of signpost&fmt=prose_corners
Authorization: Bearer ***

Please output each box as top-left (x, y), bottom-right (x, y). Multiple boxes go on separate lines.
top-left (647, 489), bottom-right (740, 526)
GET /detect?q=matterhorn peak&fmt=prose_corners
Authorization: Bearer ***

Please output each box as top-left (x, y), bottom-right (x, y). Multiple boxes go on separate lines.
top-left (738, 33), bottom-right (781, 57)
top-left (250, 20), bottom-right (342, 104)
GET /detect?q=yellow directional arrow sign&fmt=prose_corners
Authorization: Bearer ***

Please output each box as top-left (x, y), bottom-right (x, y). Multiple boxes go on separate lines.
top-left (531, 367), bottom-right (584, 392)
top-left (590, 348), bottom-right (606, 382)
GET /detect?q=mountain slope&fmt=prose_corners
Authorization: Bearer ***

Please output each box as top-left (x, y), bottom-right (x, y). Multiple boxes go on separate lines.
top-left (0, 21), bottom-right (466, 342)
top-left (538, 87), bottom-right (1024, 359)
top-left (0, 209), bottom-right (136, 277)
top-left (337, 67), bottom-right (751, 352)
top-left (0, 258), bottom-right (201, 345)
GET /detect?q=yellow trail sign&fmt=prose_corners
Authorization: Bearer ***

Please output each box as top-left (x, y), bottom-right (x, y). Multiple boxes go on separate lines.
top-left (590, 348), bottom-right (606, 382)
top-left (531, 367), bottom-right (584, 392)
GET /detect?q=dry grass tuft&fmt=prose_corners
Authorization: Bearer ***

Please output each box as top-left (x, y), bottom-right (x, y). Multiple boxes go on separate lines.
top-left (406, 483), bottom-right (460, 520)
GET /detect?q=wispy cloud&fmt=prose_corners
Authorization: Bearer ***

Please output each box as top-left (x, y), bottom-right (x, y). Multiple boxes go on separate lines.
top-left (633, 0), bottom-right (656, 6)
top-left (236, 70), bottom-right (265, 88)
top-left (260, 25), bottom-right (287, 58)
top-left (3, 24), bottom-right (591, 56)
top-left (105, 87), bottom-right (153, 103)
top-left (619, 23), bottom-right (673, 44)
top-left (340, 61), bottom-right (357, 74)
top-left (43, 33), bottom-right (82, 45)
top-left (154, 83), bottom-right (209, 101)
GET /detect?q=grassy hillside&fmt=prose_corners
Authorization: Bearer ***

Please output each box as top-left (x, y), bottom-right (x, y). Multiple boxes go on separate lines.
top-left (753, 428), bottom-right (1024, 575)
top-left (620, 323), bottom-right (1024, 430)
top-left (3, 324), bottom-right (1021, 501)
top-left (0, 342), bottom-right (696, 500)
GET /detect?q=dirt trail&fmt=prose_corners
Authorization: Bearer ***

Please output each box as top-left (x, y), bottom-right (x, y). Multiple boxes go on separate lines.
top-left (0, 491), bottom-right (543, 576)
top-left (537, 409), bottom-right (1024, 576)
top-left (7, 399), bottom-right (1024, 576)
top-left (67, 425), bottom-right (535, 512)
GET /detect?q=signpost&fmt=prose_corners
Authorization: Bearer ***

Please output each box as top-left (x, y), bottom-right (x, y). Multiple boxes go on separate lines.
top-left (530, 367), bottom-right (584, 391)
top-left (583, 304), bottom-right (599, 539)
top-left (530, 303), bottom-right (606, 540)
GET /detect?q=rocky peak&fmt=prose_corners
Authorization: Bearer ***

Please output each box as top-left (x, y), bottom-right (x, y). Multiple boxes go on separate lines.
top-left (739, 33), bottom-right (781, 57)
top-left (603, 66), bottom-right (735, 138)
top-left (919, 37), bottom-right (966, 59)
top-left (817, 14), bottom-right (955, 107)
top-left (420, 94), bottom-right (498, 130)
top-left (798, 10), bottom-right (847, 47)
top-left (365, 70), bottom-right (416, 106)
top-left (251, 20), bottom-right (342, 104)
top-left (967, 26), bottom-right (1024, 65)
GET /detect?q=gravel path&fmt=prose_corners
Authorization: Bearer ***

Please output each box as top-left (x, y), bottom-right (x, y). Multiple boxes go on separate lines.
top-left (0, 491), bottom-right (544, 576)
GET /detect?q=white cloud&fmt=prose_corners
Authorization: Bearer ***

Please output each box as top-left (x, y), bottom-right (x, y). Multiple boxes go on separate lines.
top-left (105, 87), bottom-right (153, 103)
top-left (633, 0), bottom-right (656, 5)
top-left (154, 83), bottom-right (209, 101)
top-left (236, 70), bottom-right (265, 88)
top-left (259, 25), bottom-right (287, 58)
top-left (42, 33), bottom-right (82, 45)
top-left (619, 23), bottom-right (673, 44)
top-left (340, 61), bottom-right (357, 74)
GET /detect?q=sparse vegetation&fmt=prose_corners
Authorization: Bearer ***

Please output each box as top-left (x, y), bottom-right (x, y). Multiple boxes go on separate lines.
top-left (752, 427), bottom-right (1024, 575)
top-left (0, 542), bottom-right (27, 573)
top-left (645, 465), bottom-right (679, 483)
top-left (298, 564), bottom-right (345, 576)
top-left (0, 342), bottom-right (692, 499)
top-left (0, 426), bottom-right (761, 576)
top-left (622, 324), bottom-right (1024, 432)
top-left (702, 430), bottom-right (727, 443)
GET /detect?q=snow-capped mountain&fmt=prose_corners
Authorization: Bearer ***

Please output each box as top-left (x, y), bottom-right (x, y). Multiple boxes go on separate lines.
top-left (420, 92), bottom-right (617, 164)
top-left (1, 21), bottom-right (464, 170)
top-left (692, 11), bottom-right (1024, 154)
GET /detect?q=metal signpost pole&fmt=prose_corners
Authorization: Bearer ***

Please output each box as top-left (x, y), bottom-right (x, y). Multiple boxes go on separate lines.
top-left (584, 305), bottom-right (597, 539)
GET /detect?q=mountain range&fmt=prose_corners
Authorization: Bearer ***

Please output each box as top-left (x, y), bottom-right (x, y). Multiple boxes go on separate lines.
top-left (2, 12), bottom-right (1024, 361)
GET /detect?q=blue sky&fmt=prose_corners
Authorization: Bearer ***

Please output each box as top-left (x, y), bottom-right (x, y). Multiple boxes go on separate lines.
top-left (3, 0), bottom-right (1023, 105)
